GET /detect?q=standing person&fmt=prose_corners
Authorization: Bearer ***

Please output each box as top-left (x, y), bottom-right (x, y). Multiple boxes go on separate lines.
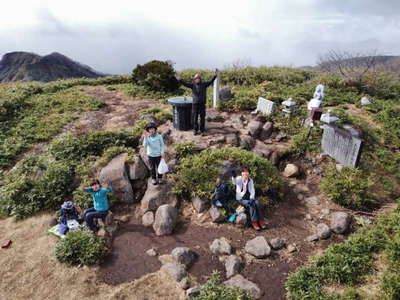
top-left (143, 122), bottom-right (165, 185)
top-left (231, 168), bottom-right (267, 231)
top-left (79, 180), bottom-right (112, 232)
top-left (177, 69), bottom-right (218, 135)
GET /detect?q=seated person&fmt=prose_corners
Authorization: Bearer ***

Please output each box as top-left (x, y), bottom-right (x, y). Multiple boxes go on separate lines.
top-left (58, 201), bottom-right (80, 235)
top-left (211, 177), bottom-right (231, 212)
top-left (231, 167), bottom-right (267, 231)
top-left (79, 179), bottom-right (112, 232)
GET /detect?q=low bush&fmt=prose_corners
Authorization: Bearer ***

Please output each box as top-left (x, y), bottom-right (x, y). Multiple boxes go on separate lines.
top-left (173, 142), bottom-right (196, 159)
top-left (286, 127), bottom-right (323, 157)
top-left (173, 147), bottom-right (281, 199)
top-left (193, 271), bottom-right (253, 300)
top-left (132, 60), bottom-right (179, 92)
top-left (380, 273), bottom-right (400, 300)
top-left (320, 166), bottom-right (375, 209)
top-left (139, 107), bottom-right (173, 124)
top-left (55, 229), bottom-right (106, 265)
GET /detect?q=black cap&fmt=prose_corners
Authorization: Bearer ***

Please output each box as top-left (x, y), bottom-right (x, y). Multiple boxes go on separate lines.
top-left (145, 122), bottom-right (158, 132)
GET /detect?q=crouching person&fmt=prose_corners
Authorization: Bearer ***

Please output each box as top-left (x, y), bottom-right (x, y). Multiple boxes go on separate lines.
top-left (231, 168), bottom-right (267, 231)
top-left (143, 122), bottom-right (165, 185)
top-left (211, 177), bottom-right (231, 213)
top-left (79, 179), bottom-right (112, 232)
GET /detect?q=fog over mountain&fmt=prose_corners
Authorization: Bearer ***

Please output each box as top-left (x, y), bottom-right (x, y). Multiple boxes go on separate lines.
top-left (1, 0), bottom-right (399, 74)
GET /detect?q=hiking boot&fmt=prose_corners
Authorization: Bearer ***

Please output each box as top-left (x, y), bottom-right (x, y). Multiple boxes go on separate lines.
top-left (194, 131), bottom-right (199, 135)
top-left (251, 221), bottom-right (261, 231)
top-left (151, 179), bottom-right (157, 185)
top-left (200, 131), bottom-right (206, 136)
top-left (258, 219), bottom-right (267, 230)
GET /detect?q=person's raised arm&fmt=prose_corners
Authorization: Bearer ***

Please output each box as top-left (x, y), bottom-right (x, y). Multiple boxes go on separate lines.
top-left (205, 69), bottom-right (218, 87)
top-left (142, 130), bottom-right (148, 147)
top-left (80, 186), bottom-right (93, 193)
top-left (179, 78), bottom-right (193, 88)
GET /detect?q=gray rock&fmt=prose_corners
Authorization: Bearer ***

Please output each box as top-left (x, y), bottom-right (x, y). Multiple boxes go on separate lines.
top-left (287, 244), bottom-right (297, 253)
top-left (146, 248), bottom-right (158, 256)
top-left (99, 153), bottom-right (135, 203)
top-left (283, 163), bottom-right (299, 178)
top-left (224, 274), bottom-right (263, 299)
top-left (259, 122), bottom-right (273, 140)
top-left (191, 196), bottom-right (209, 213)
top-left (274, 133), bottom-right (287, 142)
top-left (247, 121), bottom-right (263, 138)
top-left (235, 213), bottom-right (247, 226)
top-left (210, 237), bottom-right (232, 255)
top-left (153, 205), bottom-right (178, 236)
top-left (141, 178), bottom-right (177, 213)
top-left (139, 147), bottom-right (151, 170)
top-left (317, 223), bottom-right (331, 239)
top-left (269, 238), bottom-right (286, 250)
top-left (305, 234), bottom-right (319, 242)
top-left (225, 255), bottom-right (242, 278)
top-left (167, 159), bottom-right (178, 173)
top-left (186, 287), bottom-right (200, 298)
top-left (331, 212), bottom-right (351, 234)
top-left (269, 151), bottom-right (281, 166)
top-left (336, 164), bottom-right (344, 172)
top-left (161, 262), bottom-right (187, 282)
top-left (240, 135), bottom-right (256, 150)
top-left (226, 134), bottom-right (239, 146)
top-left (142, 211), bottom-right (154, 227)
top-left (179, 277), bottom-right (190, 290)
top-left (209, 206), bottom-right (226, 223)
top-left (305, 196), bottom-right (320, 206)
top-left (171, 247), bottom-right (196, 267)
top-left (219, 87), bottom-right (234, 102)
top-left (245, 236), bottom-right (271, 258)
top-left (361, 96), bottom-right (372, 106)
top-left (128, 155), bottom-right (149, 180)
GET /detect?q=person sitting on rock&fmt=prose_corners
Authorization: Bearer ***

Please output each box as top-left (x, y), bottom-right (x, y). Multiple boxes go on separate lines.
top-left (231, 168), bottom-right (267, 231)
top-left (143, 122), bottom-right (165, 185)
top-left (79, 179), bottom-right (112, 232)
top-left (211, 177), bottom-right (232, 213)
top-left (176, 70), bottom-right (218, 136)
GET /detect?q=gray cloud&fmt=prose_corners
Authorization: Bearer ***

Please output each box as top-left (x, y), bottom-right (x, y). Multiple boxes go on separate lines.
top-left (0, 2), bottom-right (399, 73)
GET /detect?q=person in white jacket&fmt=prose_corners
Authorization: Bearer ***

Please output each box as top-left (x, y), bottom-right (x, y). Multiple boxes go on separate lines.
top-left (231, 167), bottom-right (267, 231)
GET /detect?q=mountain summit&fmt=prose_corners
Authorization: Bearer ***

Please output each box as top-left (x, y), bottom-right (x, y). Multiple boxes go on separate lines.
top-left (0, 51), bottom-right (105, 82)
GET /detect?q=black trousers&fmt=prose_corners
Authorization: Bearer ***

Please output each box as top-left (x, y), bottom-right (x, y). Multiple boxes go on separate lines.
top-left (192, 103), bottom-right (206, 132)
top-left (148, 156), bottom-right (162, 179)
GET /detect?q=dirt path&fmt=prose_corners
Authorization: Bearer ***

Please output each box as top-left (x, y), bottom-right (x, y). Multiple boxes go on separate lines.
top-left (99, 185), bottom-right (343, 300)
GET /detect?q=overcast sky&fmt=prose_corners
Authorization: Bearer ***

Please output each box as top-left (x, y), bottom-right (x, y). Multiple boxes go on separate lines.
top-left (1, 0), bottom-right (399, 74)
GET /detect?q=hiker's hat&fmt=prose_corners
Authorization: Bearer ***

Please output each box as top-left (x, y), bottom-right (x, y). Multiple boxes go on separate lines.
top-left (145, 121), bottom-right (158, 132)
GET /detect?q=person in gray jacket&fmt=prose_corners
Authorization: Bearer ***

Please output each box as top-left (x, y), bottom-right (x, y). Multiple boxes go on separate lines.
top-left (177, 69), bottom-right (218, 135)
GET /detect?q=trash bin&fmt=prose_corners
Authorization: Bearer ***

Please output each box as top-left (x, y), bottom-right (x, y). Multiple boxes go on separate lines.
top-left (168, 96), bottom-right (193, 131)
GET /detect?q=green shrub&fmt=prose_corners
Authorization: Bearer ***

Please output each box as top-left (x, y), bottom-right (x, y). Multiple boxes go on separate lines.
top-left (320, 166), bottom-right (375, 209)
top-left (173, 147), bottom-right (281, 199)
top-left (381, 273), bottom-right (400, 300)
top-left (139, 107), bottom-right (173, 124)
top-left (55, 229), bottom-right (106, 265)
top-left (193, 271), bottom-right (253, 300)
top-left (173, 142), bottom-right (196, 159)
top-left (132, 60), bottom-right (179, 92)
top-left (286, 127), bottom-right (323, 157)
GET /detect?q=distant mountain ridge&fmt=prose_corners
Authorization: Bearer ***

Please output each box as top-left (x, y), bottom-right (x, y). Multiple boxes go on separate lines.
top-left (0, 51), bottom-right (105, 82)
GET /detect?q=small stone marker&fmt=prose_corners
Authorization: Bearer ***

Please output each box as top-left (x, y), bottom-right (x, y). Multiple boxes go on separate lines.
top-left (255, 97), bottom-right (277, 115)
top-left (321, 125), bottom-right (363, 167)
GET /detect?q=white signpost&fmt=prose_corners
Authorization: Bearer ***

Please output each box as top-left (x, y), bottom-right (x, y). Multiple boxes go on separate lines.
top-left (213, 71), bottom-right (220, 108)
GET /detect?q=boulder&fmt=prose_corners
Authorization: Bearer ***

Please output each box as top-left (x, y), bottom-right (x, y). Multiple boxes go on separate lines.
top-left (331, 212), bottom-right (351, 234)
top-left (210, 237), bottom-right (232, 255)
top-left (219, 87), bottom-right (234, 102)
top-left (139, 147), bottom-right (151, 170)
top-left (317, 223), bottom-right (331, 239)
top-left (226, 134), bottom-right (239, 146)
top-left (192, 196), bottom-right (209, 213)
top-left (99, 153), bottom-right (134, 203)
top-left (245, 236), bottom-right (271, 258)
top-left (209, 206), bottom-right (226, 223)
top-left (269, 238), bottom-right (286, 250)
top-left (247, 121), bottom-right (263, 138)
top-left (283, 164), bottom-right (299, 178)
top-left (206, 110), bottom-right (226, 122)
top-left (224, 275), bottom-right (262, 299)
top-left (128, 155), bottom-right (148, 180)
top-left (259, 122), bottom-right (273, 141)
top-left (153, 205), bottom-right (178, 236)
top-left (142, 211), bottom-right (155, 227)
top-left (141, 178), bottom-right (177, 213)
top-left (161, 262), bottom-right (187, 282)
top-left (171, 247), bottom-right (196, 267)
top-left (158, 254), bottom-right (175, 265)
top-left (225, 255), bottom-right (242, 278)
top-left (305, 234), bottom-right (319, 242)
top-left (287, 244), bottom-right (297, 253)
top-left (240, 135), bottom-right (256, 150)
top-left (274, 133), bottom-right (287, 142)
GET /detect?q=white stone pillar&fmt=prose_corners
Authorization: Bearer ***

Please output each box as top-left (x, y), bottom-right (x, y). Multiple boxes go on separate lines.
top-left (213, 71), bottom-right (220, 108)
